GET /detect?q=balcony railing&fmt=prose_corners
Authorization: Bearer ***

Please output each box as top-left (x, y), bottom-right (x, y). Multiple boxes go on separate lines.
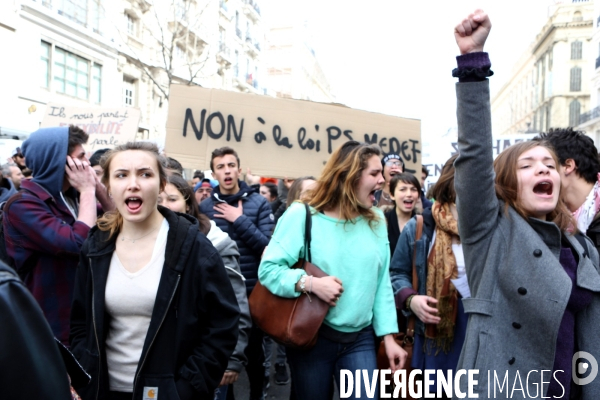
top-left (579, 105), bottom-right (600, 125)
top-left (218, 43), bottom-right (232, 62)
top-left (244, 0), bottom-right (260, 16)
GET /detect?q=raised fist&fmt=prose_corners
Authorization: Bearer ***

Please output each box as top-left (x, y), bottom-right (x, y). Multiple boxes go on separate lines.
top-left (454, 9), bottom-right (491, 55)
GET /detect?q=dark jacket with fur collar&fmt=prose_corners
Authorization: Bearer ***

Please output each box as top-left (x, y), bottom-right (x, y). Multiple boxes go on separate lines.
top-left (69, 207), bottom-right (240, 400)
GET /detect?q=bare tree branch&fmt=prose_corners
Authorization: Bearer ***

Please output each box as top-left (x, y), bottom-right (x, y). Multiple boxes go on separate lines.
top-left (111, 0), bottom-right (212, 100)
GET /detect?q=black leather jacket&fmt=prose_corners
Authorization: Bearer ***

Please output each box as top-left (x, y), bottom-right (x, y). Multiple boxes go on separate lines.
top-left (0, 263), bottom-right (72, 399)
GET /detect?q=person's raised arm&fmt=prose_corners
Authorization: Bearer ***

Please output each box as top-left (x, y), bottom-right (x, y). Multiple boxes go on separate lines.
top-left (65, 156), bottom-right (97, 228)
top-left (453, 10), bottom-right (498, 246)
top-left (94, 176), bottom-right (115, 212)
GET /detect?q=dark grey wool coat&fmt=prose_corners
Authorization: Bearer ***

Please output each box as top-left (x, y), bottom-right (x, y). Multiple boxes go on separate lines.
top-left (453, 80), bottom-right (600, 399)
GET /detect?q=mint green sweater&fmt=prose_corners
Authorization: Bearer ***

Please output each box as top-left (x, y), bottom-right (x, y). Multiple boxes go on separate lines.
top-left (258, 202), bottom-right (398, 337)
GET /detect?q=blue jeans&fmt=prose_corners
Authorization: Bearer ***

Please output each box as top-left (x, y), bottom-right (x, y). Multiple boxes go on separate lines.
top-left (286, 326), bottom-right (378, 400)
top-left (213, 385), bottom-right (228, 400)
top-left (263, 335), bottom-right (287, 370)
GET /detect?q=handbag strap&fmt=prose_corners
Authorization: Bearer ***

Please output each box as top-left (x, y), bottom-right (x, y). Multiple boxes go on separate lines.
top-left (304, 203), bottom-right (312, 263)
top-left (406, 214), bottom-right (423, 340)
top-left (411, 215), bottom-right (423, 291)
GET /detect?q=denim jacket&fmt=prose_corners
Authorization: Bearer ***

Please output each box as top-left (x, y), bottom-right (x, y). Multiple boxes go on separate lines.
top-left (389, 208), bottom-right (435, 336)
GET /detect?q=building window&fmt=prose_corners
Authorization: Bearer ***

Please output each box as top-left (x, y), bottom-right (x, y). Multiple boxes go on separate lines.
top-left (176, 0), bottom-right (188, 19)
top-left (91, 63), bottom-right (101, 103)
top-left (571, 41), bottom-right (582, 60)
top-left (570, 100), bottom-right (581, 127)
top-left (53, 46), bottom-right (101, 100)
top-left (175, 45), bottom-right (186, 64)
top-left (123, 78), bottom-right (135, 106)
top-left (41, 41), bottom-right (51, 88)
top-left (125, 13), bottom-right (137, 36)
top-left (90, 0), bottom-right (100, 33)
top-left (58, 0), bottom-right (88, 27)
top-left (570, 67), bottom-right (582, 91)
top-left (235, 12), bottom-right (241, 39)
top-left (234, 50), bottom-right (239, 77)
top-left (573, 11), bottom-right (583, 22)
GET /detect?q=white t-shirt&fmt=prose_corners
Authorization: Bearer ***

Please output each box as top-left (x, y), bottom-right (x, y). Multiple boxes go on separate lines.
top-left (105, 219), bottom-right (169, 392)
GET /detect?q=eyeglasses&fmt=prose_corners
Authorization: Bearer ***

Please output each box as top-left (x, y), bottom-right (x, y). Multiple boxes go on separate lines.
top-left (385, 160), bottom-right (402, 168)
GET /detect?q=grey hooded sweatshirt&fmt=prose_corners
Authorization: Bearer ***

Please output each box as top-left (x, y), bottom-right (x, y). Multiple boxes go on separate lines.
top-left (206, 220), bottom-right (251, 373)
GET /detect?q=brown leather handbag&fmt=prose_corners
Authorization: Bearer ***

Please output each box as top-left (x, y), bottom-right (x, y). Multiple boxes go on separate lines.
top-left (249, 203), bottom-right (330, 350)
top-left (377, 214), bottom-right (423, 398)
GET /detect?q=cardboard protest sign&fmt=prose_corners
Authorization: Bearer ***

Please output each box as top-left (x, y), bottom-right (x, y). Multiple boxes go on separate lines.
top-left (165, 85), bottom-right (421, 178)
top-left (41, 104), bottom-right (141, 151)
top-left (423, 133), bottom-right (536, 191)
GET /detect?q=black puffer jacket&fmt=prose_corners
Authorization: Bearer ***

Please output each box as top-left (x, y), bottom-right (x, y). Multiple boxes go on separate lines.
top-left (200, 181), bottom-right (274, 294)
top-left (69, 207), bottom-right (240, 400)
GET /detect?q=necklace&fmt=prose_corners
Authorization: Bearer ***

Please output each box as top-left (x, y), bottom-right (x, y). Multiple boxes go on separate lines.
top-left (381, 190), bottom-right (392, 202)
top-left (120, 224), bottom-right (161, 243)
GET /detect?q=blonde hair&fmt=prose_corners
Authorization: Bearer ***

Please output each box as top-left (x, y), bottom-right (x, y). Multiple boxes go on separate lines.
top-left (307, 141), bottom-right (382, 228)
top-left (97, 142), bottom-right (167, 239)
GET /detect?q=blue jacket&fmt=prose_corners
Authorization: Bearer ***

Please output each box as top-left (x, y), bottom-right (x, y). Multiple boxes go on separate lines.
top-left (389, 207), bottom-right (435, 336)
top-left (200, 181), bottom-right (274, 294)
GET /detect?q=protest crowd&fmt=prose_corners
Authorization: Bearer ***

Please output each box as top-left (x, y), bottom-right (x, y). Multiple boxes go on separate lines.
top-left (2, 10), bottom-right (600, 400)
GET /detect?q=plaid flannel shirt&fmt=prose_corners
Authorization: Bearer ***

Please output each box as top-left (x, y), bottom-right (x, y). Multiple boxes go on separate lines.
top-left (4, 179), bottom-right (90, 345)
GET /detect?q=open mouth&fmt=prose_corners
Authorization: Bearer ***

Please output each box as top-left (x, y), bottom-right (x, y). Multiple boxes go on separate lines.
top-left (403, 199), bottom-right (415, 208)
top-left (224, 177), bottom-right (233, 185)
top-left (369, 189), bottom-right (377, 203)
top-left (125, 196), bottom-right (143, 213)
top-left (533, 181), bottom-right (553, 196)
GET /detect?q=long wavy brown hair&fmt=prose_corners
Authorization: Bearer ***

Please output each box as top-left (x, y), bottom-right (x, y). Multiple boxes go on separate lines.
top-left (493, 140), bottom-right (575, 232)
top-left (307, 141), bottom-right (382, 228)
top-left (97, 142), bottom-right (167, 239)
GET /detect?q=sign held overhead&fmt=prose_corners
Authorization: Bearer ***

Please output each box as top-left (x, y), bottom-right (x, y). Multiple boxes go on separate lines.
top-left (41, 104), bottom-right (141, 151)
top-left (165, 85), bottom-right (421, 178)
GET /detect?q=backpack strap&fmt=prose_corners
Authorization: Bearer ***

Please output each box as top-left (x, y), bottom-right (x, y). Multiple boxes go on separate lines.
top-left (574, 233), bottom-right (590, 259)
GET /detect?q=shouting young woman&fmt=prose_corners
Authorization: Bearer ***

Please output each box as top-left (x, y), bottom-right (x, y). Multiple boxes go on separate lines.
top-left (258, 141), bottom-right (406, 400)
top-left (70, 142), bottom-right (240, 400)
top-left (452, 10), bottom-right (600, 399)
